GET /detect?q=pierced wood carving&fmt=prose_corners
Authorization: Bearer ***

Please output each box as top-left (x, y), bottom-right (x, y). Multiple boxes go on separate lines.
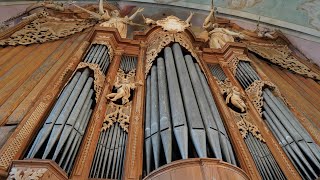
top-left (248, 43), bottom-right (320, 80)
top-left (245, 80), bottom-right (283, 117)
top-left (228, 54), bottom-right (252, 75)
top-left (8, 168), bottom-right (47, 180)
top-left (145, 31), bottom-right (203, 77)
top-left (0, 14), bottom-right (93, 46)
top-left (76, 62), bottom-right (105, 101)
top-left (92, 40), bottom-right (114, 61)
top-left (233, 113), bottom-right (265, 142)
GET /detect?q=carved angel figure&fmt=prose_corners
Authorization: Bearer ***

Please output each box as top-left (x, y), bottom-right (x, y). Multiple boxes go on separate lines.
top-left (107, 78), bottom-right (143, 105)
top-left (202, 8), bottom-right (244, 49)
top-left (226, 86), bottom-right (247, 112)
top-left (72, 0), bottom-right (143, 38)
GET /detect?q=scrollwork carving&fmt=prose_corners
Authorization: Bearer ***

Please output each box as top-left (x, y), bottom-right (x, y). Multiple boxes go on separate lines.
top-left (92, 40), bottom-right (114, 61)
top-left (228, 54), bottom-right (252, 75)
top-left (245, 80), bottom-right (283, 116)
top-left (0, 15), bottom-right (93, 46)
top-left (8, 167), bottom-right (47, 180)
top-left (248, 43), bottom-right (320, 80)
top-left (234, 113), bottom-right (265, 142)
top-left (76, 62), bottom-right (105, 101)
top-left (102, 101), bottom-right (132, 132)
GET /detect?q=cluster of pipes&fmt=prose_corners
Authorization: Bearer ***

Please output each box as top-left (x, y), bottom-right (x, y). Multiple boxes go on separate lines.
top-left (144, 43), bottom-right (236, 175)
top-left (89, 56), bottom-right (137, 179)
top-left (26, 44), bottom-right (111, 174)
top-left (236, 61), bottom-right (320, 180)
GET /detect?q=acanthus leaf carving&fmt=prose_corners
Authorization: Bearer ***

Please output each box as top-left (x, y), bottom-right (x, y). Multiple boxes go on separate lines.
top-left (248, 43), bottom-right (320, 80)
top-left (0, 15), bottom-right (94, 46)
top-left (76, 62), bottom-right (105, 101)
top-left (233, 113), bottom-right (265, 142)
top-left (245, 80), bottom-right (283, 116)
top-left (227, 54), bottom-right (252, 75)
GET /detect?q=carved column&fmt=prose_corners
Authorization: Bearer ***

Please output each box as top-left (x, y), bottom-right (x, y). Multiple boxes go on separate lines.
top-left (123, 42), bottom-right (147, 180)
top-left (198, 51), bottom-right (261, 180)
top-left (71, 49), bottom-right (123, 179)
top-left (0, 40), bottom-right (90, 179)
top-left (221, 54), bottom-right (301, 180)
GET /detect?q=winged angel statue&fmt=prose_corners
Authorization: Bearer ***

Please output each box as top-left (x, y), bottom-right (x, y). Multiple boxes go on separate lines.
top-left (72, 0), bottom-right (143, 38)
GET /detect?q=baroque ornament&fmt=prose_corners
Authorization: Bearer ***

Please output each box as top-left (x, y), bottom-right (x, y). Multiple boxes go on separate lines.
top-left (144, 30), bottom-right (204, 77)
top-left (76, 62), bottom-right (105, 101)
top-left (143, 13), bottom-right (194, 33)
top-left (233, 113), bottom-right (265, 142)
top-left (226, 86), bottom-right (247, 112)
top-left (8, 168), bottom-right (47, 180)
top-left (72, 0), bottom-right (144, 38)
top-left (245, 80), bottom-right (283, 116)
top-left (0, 15), bottom-right (93, 46)
top-left (248, 43), bottom-right (320, 80)
top-left (228, 54), bottom-right (252, 75)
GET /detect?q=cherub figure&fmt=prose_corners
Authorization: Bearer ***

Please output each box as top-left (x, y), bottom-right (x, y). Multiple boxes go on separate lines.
top-left (202, 8), bottom-right (244, 49)
top-left (226, 86), bottom-right (247, 112)
top-left (107, 78), bottom-right (143, 105)
top-left (72, 0), bottom-right (143, 38)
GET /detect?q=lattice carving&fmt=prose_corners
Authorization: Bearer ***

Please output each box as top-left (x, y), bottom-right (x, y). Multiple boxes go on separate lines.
top-left (228, 54), bottom-right (252, 75)
top-left (145, 30), bottom-right (204, 77)
top-left (76, 62), bottom-right (105, 101)
top-left (245, 80), bottom-right (283, 116)
top-left (234, 113), bottom-right (265, 142)
top-left (248, 43), bottom-right (320, 80)
top-left (8, 168), bottom-right (47, 180)
top-left (92, 40), bottom-right (114, 61)
top-left (0, 15), bottom-right (93, 46)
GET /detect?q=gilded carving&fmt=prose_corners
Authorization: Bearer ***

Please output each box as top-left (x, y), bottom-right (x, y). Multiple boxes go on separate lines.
top-left (248, 43), bottom-right (320, 80)
top-left (0, 15), bottom-right (93, 46)
top-left (76, 62), bottom-right (106, 101)
top-left (142, 13), bottom-right (194, 33)
top-left (245, 80), bottom-right (283, 116)
top-left (8, 167), bottom-right (47, 180)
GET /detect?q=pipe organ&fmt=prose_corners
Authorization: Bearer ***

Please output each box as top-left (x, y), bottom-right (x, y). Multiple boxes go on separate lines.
top-left (0, 2), bottom-right (319, 180)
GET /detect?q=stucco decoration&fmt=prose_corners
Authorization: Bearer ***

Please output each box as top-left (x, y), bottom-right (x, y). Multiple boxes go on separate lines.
top-left (298, 0), bottom-right (320, 30)
top-left (248, 43), bottom-right (320, 80)
top-left (0, 14), bottom-right (93, 46)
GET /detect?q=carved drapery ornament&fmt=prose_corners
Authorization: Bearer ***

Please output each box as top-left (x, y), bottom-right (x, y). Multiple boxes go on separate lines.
top-left (8, 168), bottom-right (47, 180)
top-left (227, 54), bottom-right (252, 75)
top-left (92, 40), bottom-right (114, 61)
top-left (145, 31), bottom-right (204, 77)
top-left (233, 113), bottom-right (265, 142)
top-left (76, 62), bottom-right (105, 101)
top-left (0, 15), bottom-right (93, 46)
top-left (245, 80), bottom-right (283, 116)
top-left (248, 43), bottom-right (320, 80)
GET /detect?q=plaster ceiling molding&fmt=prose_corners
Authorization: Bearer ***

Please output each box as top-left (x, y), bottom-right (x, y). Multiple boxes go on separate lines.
top-left (227, 0), bottom-right (263, 9)
top-left (298, 0), bottom-right (320, 31)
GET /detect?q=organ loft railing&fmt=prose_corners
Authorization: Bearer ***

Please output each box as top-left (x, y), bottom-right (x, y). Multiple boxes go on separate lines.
top-left (0, 2), bottom-right (319, 180)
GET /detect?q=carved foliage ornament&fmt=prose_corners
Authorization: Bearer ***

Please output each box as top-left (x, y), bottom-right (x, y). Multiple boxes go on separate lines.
top-left (0, 15), bottom-right (93, 46)
top-left (145, 31), bottom-right (204, 77)
top-left (103, 69), bottom-right (136, 132)
top-left (8, 168), bottom-right (47, 180)
top-left (92, 40), bottom-right (114, 61)
top-left (233, 113), bottom-right (265, 142)
top-left (76, 62), bottom-right (105, 101)
top-left (228, 54), bottom-right (252, 75)
top-left (248, 43), bottom-right (320, 80)
top-left (245, 80), bottom-right (283, 116)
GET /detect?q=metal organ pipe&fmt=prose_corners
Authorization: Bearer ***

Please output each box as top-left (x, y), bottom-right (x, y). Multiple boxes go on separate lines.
top-left (25, 44), bottom-right (111, 175)
top-left (144, 43), bottom-right (238, 174)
